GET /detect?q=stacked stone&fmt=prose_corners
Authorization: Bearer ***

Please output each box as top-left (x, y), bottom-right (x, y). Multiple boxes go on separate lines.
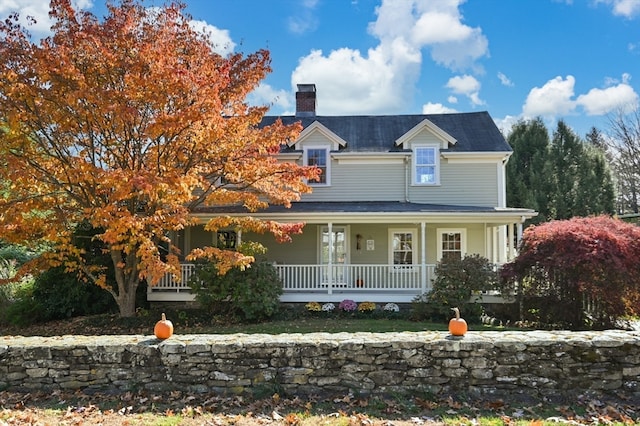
top-left (1, 331), bottom-right (639, 398)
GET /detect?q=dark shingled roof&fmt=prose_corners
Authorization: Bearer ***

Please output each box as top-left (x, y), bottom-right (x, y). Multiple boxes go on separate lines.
top-left (259, 111), bottom-right (510, 153)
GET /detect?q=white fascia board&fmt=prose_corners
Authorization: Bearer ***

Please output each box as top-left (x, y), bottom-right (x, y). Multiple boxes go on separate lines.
top-left (332, 151), bottom-right (409, 164)
top-left (442, 151), bottom-right (511, 163)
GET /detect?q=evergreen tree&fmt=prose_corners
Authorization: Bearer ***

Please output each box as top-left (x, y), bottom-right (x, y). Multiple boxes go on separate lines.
top-left (506, 119), bottom-right (615, 223)
top-left (549, 121), bottom-right (585, 219)
top-left (506, 118), bottom-right (554, 223)
top-left (582, 128), bottom-right (616, 216)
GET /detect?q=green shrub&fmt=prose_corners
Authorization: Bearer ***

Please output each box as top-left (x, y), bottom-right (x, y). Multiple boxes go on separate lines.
top-left (411, 254), bottom-right (497, 323)
top-left (31, 267), bottom-right (117, 321)
top-left (0, 254), bottom-right (41, 326)
top-left (190, 261), bottom-right (283, 322)
top-left (0, 280), bottom-right (44, 326)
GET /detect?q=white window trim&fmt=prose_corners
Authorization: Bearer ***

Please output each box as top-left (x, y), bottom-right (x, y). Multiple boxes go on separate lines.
top-left (388, 228), bottom-right (417, 270)
top-left (412, 144), bottom-right (440, 186)
top-left (436, 228), bottom-right (467, 260)
top-left (304, 146), bottom-right (331, 186)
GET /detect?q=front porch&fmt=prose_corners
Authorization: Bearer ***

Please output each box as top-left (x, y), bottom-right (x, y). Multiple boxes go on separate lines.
top-left (147, 263), bottom-right (506, 304)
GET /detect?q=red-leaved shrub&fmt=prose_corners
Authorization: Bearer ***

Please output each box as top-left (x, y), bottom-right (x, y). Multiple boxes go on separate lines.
top-left (501, 215), bottom-right (640, 329)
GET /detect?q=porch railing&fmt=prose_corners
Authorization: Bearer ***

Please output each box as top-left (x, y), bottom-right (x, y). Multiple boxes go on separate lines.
top-left (274, 264), bottom-right (433, 293)
top-left (150, 263), bottom-right (435, 298)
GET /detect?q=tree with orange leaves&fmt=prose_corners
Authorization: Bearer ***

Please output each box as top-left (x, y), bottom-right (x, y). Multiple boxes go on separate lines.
top-left (0, 0), bottom-right (318, 317)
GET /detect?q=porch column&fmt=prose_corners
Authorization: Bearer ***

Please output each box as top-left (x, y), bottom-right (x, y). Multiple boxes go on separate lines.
top-left (497, 225), bottom-right (507, 263)
top-left (517, 222), bottom-right (524, 249)
top-left (508, 224), bottom-right (516, 260)
top-left (420, 222), bottom-right (427, 294)
top-left (327, 222), bottom-right (333, 295)
top-left (488, 226), bottom-right (498, 264)
top-left (185, 227), bottom-right (191, 258)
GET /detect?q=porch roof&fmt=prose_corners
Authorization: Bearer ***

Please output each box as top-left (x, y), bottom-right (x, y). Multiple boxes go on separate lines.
top-left (193, 201), bottom-right (537, 224)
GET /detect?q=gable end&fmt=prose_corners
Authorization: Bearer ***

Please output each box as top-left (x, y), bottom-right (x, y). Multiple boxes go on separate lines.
top-left (287, 120), bottom-right (348, 150)
top-left (394, 118), bottom-right (457, 150)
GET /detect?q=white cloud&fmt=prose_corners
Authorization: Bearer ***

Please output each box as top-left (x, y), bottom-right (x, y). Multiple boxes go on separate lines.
top-left (577, 74), bottom-right (639, 115)
top-left (248, 83), bottom-right (294, 114)
top-left (595, 0), bottom-right (640, 18)
top-left (188, 20), bottom-right (235, 56)
top-left (498, 72), bottom-right (514, 87)
top-left (369, 0), bottom-right (489, 71)
top-left (522, 75), bottom-right (577, 118)
top-left (287, 0), bottom-right (320, 34)
top-left (0, 0), bottom-right (92, 34)
top-left (422, 102), bottom-right (458, 114)
top-left (291, 41), bottom-right (421, 114)
top-left (289, 0), bottom-right (490, 115)
top-left (0, 0), bottom-right (58, 36)
top-left (447, 96), bottom-right (458, 104)
top-left (446, 74), bottom-right (484, 106)
top-left (495, 115), bottom-right (520, 136)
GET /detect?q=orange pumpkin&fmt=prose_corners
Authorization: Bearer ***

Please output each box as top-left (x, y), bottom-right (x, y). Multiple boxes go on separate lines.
top-left (154, 313), bottom-right (174, 340)
top-left (448, 307), bottom-right (467, 336)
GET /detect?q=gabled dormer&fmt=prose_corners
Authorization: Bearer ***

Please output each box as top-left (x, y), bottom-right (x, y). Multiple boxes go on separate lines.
top-left (394, 118), bottom-right (457, 150)
top-left (287, 121), bottom-right (347, 186)
top-left (394, 119), bottom-right (457, 186)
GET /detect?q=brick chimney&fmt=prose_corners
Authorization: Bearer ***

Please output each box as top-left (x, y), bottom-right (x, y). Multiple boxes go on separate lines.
top-left (295, 84), bottom-right (316, 117)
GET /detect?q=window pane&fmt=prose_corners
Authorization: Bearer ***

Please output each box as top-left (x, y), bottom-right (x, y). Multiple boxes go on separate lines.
top-left (307, 149), bottom-right (327, 184)
top-left (441, 232), bottom-right (462, 260)
top-left (392, 232), bottom-right (413, 265)
top-left (415, 147), bottom-right (437, 184)
top-left (416, 149), bottom-right (434, 164)
top-left (416, 166), bottom-right (435, 183)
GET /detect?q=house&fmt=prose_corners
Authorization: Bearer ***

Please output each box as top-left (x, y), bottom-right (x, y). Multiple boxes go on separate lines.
top-left (148, 84), bottom-right (537, 304)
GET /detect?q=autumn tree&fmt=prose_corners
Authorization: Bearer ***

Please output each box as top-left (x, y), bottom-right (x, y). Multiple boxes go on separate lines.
top-left (0, 0), bottom-right (318, 317)
top-left (501, 216), bottom-right (640, 329)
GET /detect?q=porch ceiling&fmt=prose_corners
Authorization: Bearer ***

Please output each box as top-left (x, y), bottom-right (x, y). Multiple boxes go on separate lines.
top-left (193, 201), bottom-right (537, 225)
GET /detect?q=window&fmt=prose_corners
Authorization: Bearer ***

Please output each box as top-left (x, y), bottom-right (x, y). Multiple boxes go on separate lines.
top-left (305, 147), bottom-right (329, 185)
top-left (216, 231), bottom-right (237, 250)
top-left (413, 145), bottom-right (439, 185)
top-left (390, 230), bottom-right (416, 266)
top-left (437, 229), bottom-right (466, 261)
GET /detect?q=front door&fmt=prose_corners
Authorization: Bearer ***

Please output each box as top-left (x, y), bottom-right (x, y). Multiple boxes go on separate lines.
top-left (320, 226), bottom-right (348, 286)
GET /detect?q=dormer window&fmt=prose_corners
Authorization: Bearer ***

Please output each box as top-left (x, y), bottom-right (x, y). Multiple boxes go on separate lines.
top-left (413, 145), bottom-right (440, 185)
top-left (305, 147), bottom-right (329, 185)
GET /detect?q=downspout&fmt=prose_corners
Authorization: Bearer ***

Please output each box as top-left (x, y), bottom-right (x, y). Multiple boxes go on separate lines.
top-left (327, 222), bottom-right (333, 295)
top-left (421, 221), bottom-right (427, 294)
top-left (404, 156), bottom-right (410, 202)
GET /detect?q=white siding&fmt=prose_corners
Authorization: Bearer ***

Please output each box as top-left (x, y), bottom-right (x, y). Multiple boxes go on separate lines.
top-left (303, 162), bottom-right (405, 202)
top-left (298, 157), bottom-right (499, 206)
top-left (288, 125), bottom-right (501, 207)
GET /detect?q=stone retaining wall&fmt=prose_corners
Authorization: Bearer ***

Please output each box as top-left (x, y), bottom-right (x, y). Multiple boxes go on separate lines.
top-left (1, 331), bottom-right (639, 398)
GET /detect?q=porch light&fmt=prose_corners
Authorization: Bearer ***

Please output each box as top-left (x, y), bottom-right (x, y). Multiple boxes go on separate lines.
top-left (356, 234), bottom-right (363, 250)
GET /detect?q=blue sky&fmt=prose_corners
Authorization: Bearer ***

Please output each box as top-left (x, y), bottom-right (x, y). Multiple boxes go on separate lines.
top-left (2, 0), bottom-right (639, 138)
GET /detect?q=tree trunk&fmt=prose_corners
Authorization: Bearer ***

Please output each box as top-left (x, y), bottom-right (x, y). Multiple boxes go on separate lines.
top-left (116, 286), bottom-right (139, 318)
top-left (111, 249), bottom-right (140, 318)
